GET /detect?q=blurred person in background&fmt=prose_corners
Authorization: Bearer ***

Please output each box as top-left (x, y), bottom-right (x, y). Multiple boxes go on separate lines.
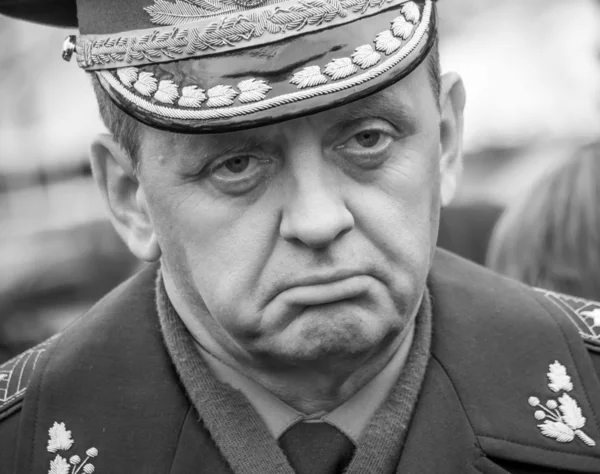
top-left (438, 202), bottom-right (504, 265)
top-left (487, 141), bottom-right (600, 301)
top-left (1, 1), bottom-right (600, 473)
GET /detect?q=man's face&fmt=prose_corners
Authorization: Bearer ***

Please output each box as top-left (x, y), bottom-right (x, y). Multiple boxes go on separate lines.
top-left (136, 62), bottom-right (454, 366)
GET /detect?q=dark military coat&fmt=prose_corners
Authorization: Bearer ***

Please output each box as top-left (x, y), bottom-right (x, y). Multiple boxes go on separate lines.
top-left (1, 250), bottom-right (600, 473)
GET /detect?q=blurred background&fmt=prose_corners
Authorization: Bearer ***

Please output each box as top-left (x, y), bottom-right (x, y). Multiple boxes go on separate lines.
top-left (1, 0), bottom-right (600, 362)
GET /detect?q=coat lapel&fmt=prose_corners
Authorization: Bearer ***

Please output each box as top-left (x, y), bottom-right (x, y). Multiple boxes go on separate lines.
top-left (396, 357), bottom-right (483, 473)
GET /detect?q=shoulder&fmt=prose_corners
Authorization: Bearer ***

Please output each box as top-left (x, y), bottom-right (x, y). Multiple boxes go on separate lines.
top-left (529, 288), bottom-right (600, 381)
top-left (0, 334), bottom-right (58, 468)
top-left (530, 288), bottom-right (600, 353)
top-left (0, 335), bottom-right (58, 422)
top-left (431, 249), bottom-right (600, 364)
top-left (0, 264), bottom-right (158, 427)
top-left (0, 264), bottom-right (160, 467)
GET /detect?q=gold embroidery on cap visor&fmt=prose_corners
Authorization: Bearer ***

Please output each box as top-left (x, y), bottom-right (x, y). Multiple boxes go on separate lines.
top-left (95, 0), bottom-right (434, 131)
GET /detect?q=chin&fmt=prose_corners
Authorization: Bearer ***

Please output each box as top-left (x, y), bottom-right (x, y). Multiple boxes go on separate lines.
top-left (257, 305), bottom-right (397, 363)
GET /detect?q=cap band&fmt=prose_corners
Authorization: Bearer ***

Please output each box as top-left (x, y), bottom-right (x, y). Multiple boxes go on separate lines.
top-left (75, 0), bottom-right (417, 70)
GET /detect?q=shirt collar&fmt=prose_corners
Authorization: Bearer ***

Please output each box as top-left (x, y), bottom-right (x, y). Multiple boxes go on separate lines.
top-left (195, 325), bottom-right (414, 444)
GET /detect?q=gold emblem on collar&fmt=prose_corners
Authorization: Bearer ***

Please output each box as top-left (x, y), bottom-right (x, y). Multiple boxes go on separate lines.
top-left (528, 362), bottom-right (596, 447)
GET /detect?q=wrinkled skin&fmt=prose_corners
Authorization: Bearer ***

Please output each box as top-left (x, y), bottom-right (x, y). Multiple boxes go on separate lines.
top-left (91, 60), bottom-right (464, 409)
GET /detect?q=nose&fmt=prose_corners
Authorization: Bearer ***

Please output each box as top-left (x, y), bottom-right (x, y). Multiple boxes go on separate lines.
top-left (280, 169), bottom-right (355, 249)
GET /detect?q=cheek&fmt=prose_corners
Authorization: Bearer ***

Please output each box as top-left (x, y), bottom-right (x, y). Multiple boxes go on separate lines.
top-left (349, 143), bottom-right (441, 287)
top-left (146, 184), bottom-right (277, 326)
top-left (366, 140), bottom-right (440, 222)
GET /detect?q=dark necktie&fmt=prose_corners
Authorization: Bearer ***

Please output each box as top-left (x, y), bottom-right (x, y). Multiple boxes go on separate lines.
top-left (278, 421), bottom-right (356, 474)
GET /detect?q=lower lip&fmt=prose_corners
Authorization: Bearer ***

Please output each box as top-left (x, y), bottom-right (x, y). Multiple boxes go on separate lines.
top-left (278, 276), bottom-right (373, 306)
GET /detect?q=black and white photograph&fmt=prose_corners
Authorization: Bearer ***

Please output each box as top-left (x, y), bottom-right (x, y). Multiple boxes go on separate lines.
top-left (1, 0), bottom-right (600, 472)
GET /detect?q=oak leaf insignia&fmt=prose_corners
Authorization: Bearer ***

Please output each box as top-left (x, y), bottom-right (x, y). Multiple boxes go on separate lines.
top-left (528, 362), bottom-right (595, 447)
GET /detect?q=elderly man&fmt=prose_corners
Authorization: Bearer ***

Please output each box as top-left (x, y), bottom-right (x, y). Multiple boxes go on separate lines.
top-left (0, 0), bottom-right (599, 472)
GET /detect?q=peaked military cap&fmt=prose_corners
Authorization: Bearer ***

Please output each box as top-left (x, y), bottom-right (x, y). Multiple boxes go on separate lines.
top-left (0, 0), bottom-right (437, 132)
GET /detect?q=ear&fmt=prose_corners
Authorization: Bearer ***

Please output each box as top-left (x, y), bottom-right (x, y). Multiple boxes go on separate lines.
top-left (438, 72), bottom-right (466, 207)
top-left (90, 134), bottom-right (161, 262)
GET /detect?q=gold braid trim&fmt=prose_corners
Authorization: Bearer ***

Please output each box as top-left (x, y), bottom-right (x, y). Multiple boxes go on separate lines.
top-left (76, 0), bottom-right (414, 69)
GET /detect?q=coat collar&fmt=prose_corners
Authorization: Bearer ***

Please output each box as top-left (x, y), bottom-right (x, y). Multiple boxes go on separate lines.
top-left (15, 252), bottom-right (600, 473)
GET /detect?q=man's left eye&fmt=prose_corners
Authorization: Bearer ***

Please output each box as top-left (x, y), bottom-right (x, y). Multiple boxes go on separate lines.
top-left (342, 129), bottom-right (393, 152)
top-left (354, 130), bottom-right (383, 148)
top-left (336, 128), bottom-right (394, 169)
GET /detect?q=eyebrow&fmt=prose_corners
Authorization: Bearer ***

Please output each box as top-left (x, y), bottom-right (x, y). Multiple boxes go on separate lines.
top-left (334, 89), bottom-right (417, 126)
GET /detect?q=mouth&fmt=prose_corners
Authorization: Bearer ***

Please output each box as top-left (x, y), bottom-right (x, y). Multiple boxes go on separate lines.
top-left (276, 275), bottom-right (374, 306)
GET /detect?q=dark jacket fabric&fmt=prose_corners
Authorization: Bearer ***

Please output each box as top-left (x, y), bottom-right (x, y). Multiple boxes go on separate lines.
top-left (1, 249), bottom-right (600, 473)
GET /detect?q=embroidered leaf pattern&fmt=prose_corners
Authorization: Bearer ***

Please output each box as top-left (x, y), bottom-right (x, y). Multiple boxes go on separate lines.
top-left (558, 394), bottom-right (586, 430)
top-left (145, 0), bottom-right (225, 26)
top-left (104, 5), bottom-right (421, 111)
top-left (134, 72), bottom-right (159, 96)
top-left (576, 430), bottom-right (597, 447)
top-left (548, 361), bottom-right (573, 393)
top-left (116, 67), bottom-right (139, 87)
top-left (47, 422), bottom-right (74, 453)
top-left (154, 80), bottom-right (180, 103)
top-left (84, 0), bottom-right (407, 67)
top-left (178, 85), bottom-right (207, 107)
top-left (400, 1), bottom-right (420, 24)
top-left (374, 30), bottom-right (402, 55)
top-left (46, 423), bottom-right (100, 474)
top-left (290, 65), bottom-right (328, 89)
top-left (538, 421), bottom-right (575, 443)
top-left (391, 15), bottom-right (414, 39)
top-left (206, 85), bottom-right (239, 107)
top-left (49, 455), bottom-right (71, 474)
top-left (323, 57), bottom-right (358, 80)
top-left (529, 361), bottom-right (595, 447)
top-left (184, 0), bottom-right (222, 10)
top-left (351, 44), bottom-right (381, 69)
top-left (237, 79), bottom-right (271, 103)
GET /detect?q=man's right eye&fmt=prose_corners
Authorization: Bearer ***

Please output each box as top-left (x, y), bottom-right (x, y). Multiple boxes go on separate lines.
top-left (209, 156), bottom-right (274, 195)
